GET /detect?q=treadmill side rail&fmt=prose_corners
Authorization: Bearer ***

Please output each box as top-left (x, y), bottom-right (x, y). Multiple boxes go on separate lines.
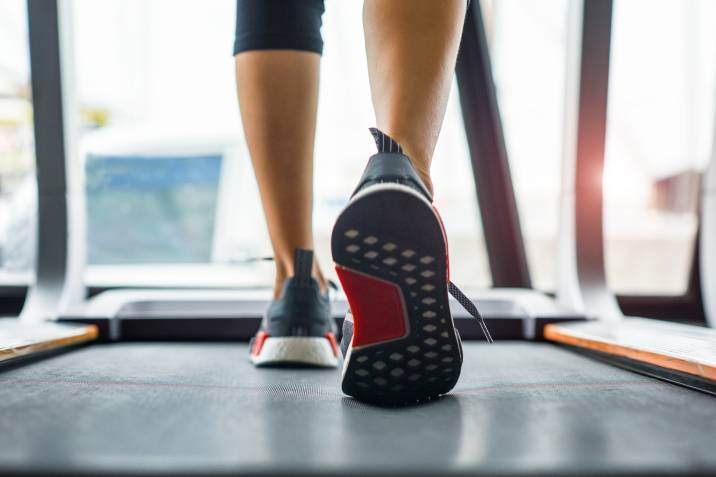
top-left (0, 319), bottom-right (97, 364)
top-left (545, 318), bottom-right (716, 387)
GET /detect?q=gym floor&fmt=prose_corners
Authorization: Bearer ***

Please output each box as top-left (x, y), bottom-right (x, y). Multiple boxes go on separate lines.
top-left (1, 342), bottom-right (714, 476)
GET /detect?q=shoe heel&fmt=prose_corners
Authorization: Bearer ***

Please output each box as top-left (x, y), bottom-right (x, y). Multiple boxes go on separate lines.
top-left (332, 186), bottom-right (462, 405)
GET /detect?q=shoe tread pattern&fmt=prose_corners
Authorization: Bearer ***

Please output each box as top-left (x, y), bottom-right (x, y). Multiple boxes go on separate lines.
top-left (333, 187), bottom-right (462, 406)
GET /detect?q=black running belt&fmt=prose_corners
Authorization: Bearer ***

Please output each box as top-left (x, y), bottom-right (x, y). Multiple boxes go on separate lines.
top-left (1, 342), bottom-right (715, 475)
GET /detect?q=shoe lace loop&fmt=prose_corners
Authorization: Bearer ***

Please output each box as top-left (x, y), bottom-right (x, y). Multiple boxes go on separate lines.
top-left (448, 281), bottom-right (494, 343)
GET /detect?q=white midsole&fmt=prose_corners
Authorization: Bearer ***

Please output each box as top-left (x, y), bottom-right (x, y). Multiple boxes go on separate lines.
top-left (251, 337), bottom-right (339, 368)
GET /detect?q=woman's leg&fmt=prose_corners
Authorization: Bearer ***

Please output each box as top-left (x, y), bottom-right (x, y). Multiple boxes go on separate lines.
top-left (334, 0), bottom-right (472, 404)
top-left (363, 0), bottom-right (467, 195)
top-left (236, 51), bottom-right (323, 297)
top-left (234, 0), bottom-right (326, 298)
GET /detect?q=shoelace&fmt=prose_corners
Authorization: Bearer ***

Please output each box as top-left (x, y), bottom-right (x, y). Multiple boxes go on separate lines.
top-left (238, 255), bottom-right (492, 342)
top-left (448, 281), bottom-right (494, 343)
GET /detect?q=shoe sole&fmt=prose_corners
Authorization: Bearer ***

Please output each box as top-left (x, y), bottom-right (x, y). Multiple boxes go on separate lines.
top-left (250, 336), bottom-right (339, 368)
top-left (332, 183), bottom-right (462, 406)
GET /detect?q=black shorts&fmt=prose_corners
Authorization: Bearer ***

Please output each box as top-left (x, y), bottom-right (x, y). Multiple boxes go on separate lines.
top-left (234, 0), bottom-right (326, 56)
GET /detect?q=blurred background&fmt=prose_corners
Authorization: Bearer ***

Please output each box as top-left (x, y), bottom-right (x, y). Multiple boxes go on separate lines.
top-left (1, 0), bottom-right (715, 295)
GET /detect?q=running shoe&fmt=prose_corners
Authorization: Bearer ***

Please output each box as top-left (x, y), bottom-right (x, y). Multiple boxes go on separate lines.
top-left (250, 248), bottom-right (340, 367)
top-left (332, 129), bottom-right (492, 405)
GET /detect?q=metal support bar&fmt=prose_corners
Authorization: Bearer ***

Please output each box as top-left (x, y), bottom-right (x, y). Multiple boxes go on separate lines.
top-left (22, 0), bottom-right (85, 321)
top-left (455, 1), bottom-right (532, 289)
top-left (557, 0), bottom-right (621, 319)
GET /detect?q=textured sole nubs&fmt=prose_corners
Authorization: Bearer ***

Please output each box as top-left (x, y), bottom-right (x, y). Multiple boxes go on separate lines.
top-left (250, 335), bottom-right (339, 368)
top-left (332, 184), bottom-right (463, 406)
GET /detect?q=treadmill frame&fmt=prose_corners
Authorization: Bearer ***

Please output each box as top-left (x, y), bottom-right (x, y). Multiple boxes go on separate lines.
top-left (2, 0), bottom-right (709, 334)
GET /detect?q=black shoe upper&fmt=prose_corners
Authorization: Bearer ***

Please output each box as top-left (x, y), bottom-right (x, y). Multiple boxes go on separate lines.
top-left (261, 249), bottom-right (336, 338)
top-left (351, 128), bottom-right (433, 202)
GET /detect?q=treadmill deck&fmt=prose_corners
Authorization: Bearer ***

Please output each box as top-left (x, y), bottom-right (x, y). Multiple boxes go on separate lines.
top-left (0, 342), bottom-right (714, 476)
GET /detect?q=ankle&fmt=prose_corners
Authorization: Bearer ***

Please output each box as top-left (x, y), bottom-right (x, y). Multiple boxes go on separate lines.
top-left (373, 128), bottom-right (433, 196)
top-left (272, 256), bottom-right (328, 298)
top-left (405, 156), bottom-right (433, 196)
top-left (273, 264), bottom-right (289, 299)
top-left (313, 263), bottom-right (328, 295)
top-left (415, 168), bottom-right (434, 197)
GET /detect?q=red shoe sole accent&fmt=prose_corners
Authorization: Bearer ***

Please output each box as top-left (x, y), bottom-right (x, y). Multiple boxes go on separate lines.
top-left (335, 266), bottom-right (407, 348)
top-left (252, 331), bottom-right (270, 356)
top-left (325, 332), bottom-right (339, 357)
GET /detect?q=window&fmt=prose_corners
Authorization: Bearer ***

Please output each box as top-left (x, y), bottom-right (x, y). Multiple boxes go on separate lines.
top-left (488, 0), bottom-right (715, 296)
top-left (487, 0), bottom-right (569, 291)
top-left (604, 0), bottom-right (716, 295)
top-left (70, 0), bottom-right (490, 289)
top-left (0, 0), bottom-right (36, 286)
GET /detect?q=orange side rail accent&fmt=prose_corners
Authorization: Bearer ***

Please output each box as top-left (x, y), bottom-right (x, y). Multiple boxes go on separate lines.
top-left (545, 323), bottom-right (716, 382)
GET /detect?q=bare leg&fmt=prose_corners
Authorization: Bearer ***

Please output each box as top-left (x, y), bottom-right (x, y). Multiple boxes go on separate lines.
top-left (235, 51), bottom-right (325, 297)
top-left (364, 0), bottom-right (467, 195)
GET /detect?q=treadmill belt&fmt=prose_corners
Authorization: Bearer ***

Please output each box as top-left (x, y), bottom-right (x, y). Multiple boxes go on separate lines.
top-left (0, 342), bottom-right (714, 476)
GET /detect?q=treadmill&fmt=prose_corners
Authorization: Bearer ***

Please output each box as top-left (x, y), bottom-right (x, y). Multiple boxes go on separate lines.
top-left (1, 1), bottom-right (714, 476)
